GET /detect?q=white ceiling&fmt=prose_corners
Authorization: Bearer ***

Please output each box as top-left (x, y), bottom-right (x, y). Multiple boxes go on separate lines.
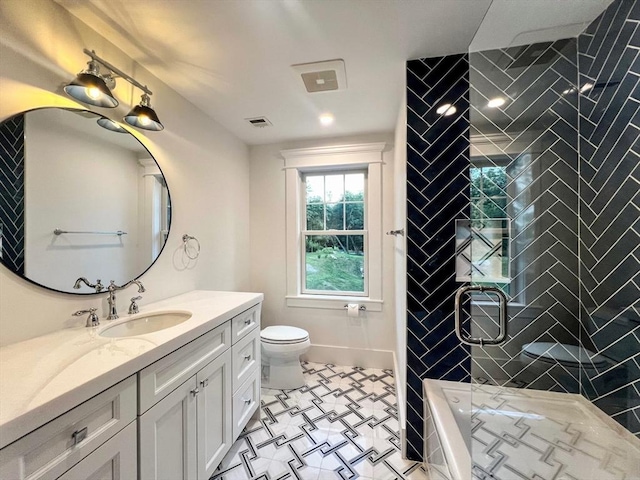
top-left (56, 0), bottom-right (613, 145)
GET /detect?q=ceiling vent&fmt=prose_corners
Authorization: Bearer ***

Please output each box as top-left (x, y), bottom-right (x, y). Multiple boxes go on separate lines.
top-left (245, 116), bottom-right (272, 128)
top-left (292, 59), bottom-right (347, 93)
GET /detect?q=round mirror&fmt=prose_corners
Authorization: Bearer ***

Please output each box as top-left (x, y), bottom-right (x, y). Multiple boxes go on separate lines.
top-left (0, 107), bottom-right (171, 294)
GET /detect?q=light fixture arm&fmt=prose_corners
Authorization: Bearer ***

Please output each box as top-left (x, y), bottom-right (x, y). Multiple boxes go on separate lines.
top-left (83, 49), bottom-right (153, 96)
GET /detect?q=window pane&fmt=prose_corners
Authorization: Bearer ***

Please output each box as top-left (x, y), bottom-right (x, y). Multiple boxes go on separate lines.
top-left (326, 203), bottom-right (344, 230)
top-left (325, 175), bottom-right (344, 203)
top-left (306, 203), bottom-right (324, 230)
top-left (345, 202), bottom-right (364, 229)
top-left (305, 235), bottom-right (364, 292)
top-left (481, 167), bottom-right (507, 196)
top-left (345, 173), bottom-right (364, 199)
top-left (306, 175), bottom-right (324, 203)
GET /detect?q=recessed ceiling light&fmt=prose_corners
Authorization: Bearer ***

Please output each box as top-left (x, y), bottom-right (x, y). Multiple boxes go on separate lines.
top-left (580, 83), bottom-right (594, 93)
top-left (487, 97), bottom-right (506, 108)
top-left (319, 113), bottom-right (334, 126)
top-left (436, 104), bottom-right (456, 116)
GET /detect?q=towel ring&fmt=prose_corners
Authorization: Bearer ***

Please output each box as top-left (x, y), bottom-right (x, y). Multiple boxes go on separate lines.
top-left (182, 234), bottom-right (201, 260)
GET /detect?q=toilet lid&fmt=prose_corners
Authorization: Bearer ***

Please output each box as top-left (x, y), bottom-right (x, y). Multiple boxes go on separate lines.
top-left (522, 342), bottom-right (607, 367)
top-left (261, 326), bottom-right (309, 344)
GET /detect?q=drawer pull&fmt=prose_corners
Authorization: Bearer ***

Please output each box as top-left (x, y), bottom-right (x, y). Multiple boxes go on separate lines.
top-left (72, 427), bottom-right (88, 445)
top-left (244, 318), bottom-right (252, 325)
top-left (242, 397), bottom-right (252, 405)
top-left (191, 388), bottom-right (200, 397)
top-left (200, 378), bottom-right (209, 388)
top-left (244, 354), bottom-right (252, 361)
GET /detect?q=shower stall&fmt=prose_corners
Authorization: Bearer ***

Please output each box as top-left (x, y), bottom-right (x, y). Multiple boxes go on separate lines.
top-left (405, 1), bottom-right (640, 478)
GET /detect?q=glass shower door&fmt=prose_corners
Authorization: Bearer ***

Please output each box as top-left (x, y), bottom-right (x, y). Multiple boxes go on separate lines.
top-left (464, 32), bottom-right (583, 480)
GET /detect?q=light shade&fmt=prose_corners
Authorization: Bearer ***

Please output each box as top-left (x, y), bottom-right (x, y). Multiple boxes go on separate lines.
top-left (64, 68), bottom-right (118, 108)
top-left (97, 117), bottom-right (127, 133)
top-left (124, 94), bottom-right (164, 131)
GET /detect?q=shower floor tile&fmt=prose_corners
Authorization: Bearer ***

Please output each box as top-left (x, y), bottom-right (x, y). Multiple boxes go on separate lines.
top-left (212, 362), bottom-right (429, 480)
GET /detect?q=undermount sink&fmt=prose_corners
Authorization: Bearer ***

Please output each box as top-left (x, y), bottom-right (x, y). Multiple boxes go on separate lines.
top-left (99, 311), bottom-right (192, 338)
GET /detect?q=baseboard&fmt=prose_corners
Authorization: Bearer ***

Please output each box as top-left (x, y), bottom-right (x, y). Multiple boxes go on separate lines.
top-left (393, 350), bottom-right (407, 458)
top-left (301, 344), bottom-right (394, 370)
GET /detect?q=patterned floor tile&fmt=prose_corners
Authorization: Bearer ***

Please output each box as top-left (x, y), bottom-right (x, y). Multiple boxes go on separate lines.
top-left (212, 362), bottom-right (429, 480)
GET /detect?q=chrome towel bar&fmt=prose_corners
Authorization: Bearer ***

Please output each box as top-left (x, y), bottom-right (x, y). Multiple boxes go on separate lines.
top-left (54, 229), bottom-right (127, 236)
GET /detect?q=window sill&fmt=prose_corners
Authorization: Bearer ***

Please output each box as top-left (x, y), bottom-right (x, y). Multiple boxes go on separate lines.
top-left (285, 295), bottom-right (383, 312)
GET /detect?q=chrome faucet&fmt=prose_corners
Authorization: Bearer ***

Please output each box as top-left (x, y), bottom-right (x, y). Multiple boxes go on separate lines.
top-left (73, 277), bottom-right (104, 292)
top-left (106, 280), bottom-right (145, 320)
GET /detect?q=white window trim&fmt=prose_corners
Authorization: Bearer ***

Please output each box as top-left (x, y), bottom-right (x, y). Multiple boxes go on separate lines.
top-left (283, 143), bottom-right (385, 311)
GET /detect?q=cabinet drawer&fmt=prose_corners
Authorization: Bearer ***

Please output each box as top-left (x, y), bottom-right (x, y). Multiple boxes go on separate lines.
top-left (232, 373), bottom-right (260, 439)
top-left (0, 376), bottom-right (136, 480)
top-left (231, 304), bottom-right (260, 344)
top-left (232, 327), bottom-right (260, 392)
top-left (56, 421), bottom-right (136, 480)
top-left (139, 321), bottom-right (231, 413)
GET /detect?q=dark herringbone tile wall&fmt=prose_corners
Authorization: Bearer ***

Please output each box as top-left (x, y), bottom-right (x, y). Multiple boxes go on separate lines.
top-left (0, 114), bottom-right (24, 274)
top-left (578, 0), bottom-right (640, 438)
top-left (405, 54), bottom-right (471, 461)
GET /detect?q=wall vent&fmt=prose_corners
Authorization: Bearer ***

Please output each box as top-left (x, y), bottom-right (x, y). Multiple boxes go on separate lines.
top-left (245, 116), bottom-right (272, 128)
top-left (292, 59), bottom-right (347, 93)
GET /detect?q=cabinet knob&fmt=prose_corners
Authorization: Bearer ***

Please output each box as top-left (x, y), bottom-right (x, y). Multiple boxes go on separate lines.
top-left (72, 426), bottom-right (88, 445)
top-left (200, 379), bottom-right (209, 388)
top-left (244, 354), bottom-right (251, 361)
top-left (244, 318), bottom-right (252, 325)
top-left (242, 397), bottom-right (252, 405)
top-left (191, 388), bottom-right (200, 397)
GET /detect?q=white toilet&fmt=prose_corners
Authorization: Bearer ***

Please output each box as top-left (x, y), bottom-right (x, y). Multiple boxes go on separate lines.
top-left (261, 325), bottom-right (310, 390)
top-left (520, 342), bottom-right (608, 381)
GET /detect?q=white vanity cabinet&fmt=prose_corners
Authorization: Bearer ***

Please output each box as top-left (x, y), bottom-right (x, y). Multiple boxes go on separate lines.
top-left (138, 305), bottom-right (260, 480)
top-left (0, 295), bottom-right (262, 480)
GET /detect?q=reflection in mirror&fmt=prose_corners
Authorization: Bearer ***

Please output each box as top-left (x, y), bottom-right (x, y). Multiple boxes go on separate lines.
top-left (0, 108), bottom-right (171, 294)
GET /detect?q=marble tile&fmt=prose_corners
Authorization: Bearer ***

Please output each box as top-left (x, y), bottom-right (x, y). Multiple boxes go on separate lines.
top-left (212, 362), bottom-right (429, 480)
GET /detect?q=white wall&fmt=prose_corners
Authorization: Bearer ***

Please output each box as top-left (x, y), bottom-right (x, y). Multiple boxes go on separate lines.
top-left (0, 0), bottom-right (251, 346)
top-left (249, 133), bottom-right (397, 366)
top-left (24, 110), bottom-right (141, 291)
top-left (393, 97), bottom-right (407, 428)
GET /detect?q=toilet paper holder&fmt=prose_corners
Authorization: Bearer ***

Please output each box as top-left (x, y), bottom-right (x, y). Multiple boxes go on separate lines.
top-left (344, 304), bottom-right (366, 311)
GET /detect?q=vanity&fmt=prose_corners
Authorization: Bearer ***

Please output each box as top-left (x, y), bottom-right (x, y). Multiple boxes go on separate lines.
top-left (0, 290), bottom-right (263, 480)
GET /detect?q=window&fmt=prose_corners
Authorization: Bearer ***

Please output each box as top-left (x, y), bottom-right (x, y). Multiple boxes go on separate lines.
top-left (303, 171), bottom-right (367, 295)
top-left (470, 166), bottom-right (507, 224)
top-left (467, 164), bottom-right (510, 290)
top-left (282, 143), bottom-right (385, 311)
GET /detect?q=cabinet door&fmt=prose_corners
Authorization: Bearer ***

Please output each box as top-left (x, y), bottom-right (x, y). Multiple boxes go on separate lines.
top-left (56, 422), bottom-right (136, 480)
top-left (139, 377), bottom-right (198, 480)
top-left (196, 349), bottom-right (232, 480)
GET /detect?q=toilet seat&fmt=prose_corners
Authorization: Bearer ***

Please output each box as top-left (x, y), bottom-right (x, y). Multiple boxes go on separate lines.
top-left (521, 342), bottom-right (608, 368)
top-left (261, 325), bottom-right (309, 345)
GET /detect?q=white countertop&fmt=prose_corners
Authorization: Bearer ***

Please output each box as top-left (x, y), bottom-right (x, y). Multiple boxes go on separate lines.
top-left (0, 290), bottom-right (263, 449)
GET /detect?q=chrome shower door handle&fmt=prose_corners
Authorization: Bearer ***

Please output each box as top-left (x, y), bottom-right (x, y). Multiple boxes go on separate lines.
top-left (454, 285), bottom-right (508, 346)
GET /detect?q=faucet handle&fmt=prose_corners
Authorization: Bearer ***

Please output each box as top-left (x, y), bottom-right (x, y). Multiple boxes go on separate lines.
top-left (74, 308), bottom-right (100, 327)
top-left (129, 296), bottom-right (142, 315)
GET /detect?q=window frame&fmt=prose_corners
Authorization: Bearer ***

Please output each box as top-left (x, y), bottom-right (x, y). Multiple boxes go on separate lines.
top-left (301, 169), bottom-right (368, 297)
top-left (282, 143), bottom-right (385, 311)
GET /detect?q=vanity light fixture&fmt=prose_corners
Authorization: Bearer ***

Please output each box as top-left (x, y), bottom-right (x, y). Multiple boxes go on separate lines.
top-left (64, 59), bottom-right (118, 108)
top-left (65, 49), bottom-right (164, 132)
top-left (124, 93), bottom-right (164, 131)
